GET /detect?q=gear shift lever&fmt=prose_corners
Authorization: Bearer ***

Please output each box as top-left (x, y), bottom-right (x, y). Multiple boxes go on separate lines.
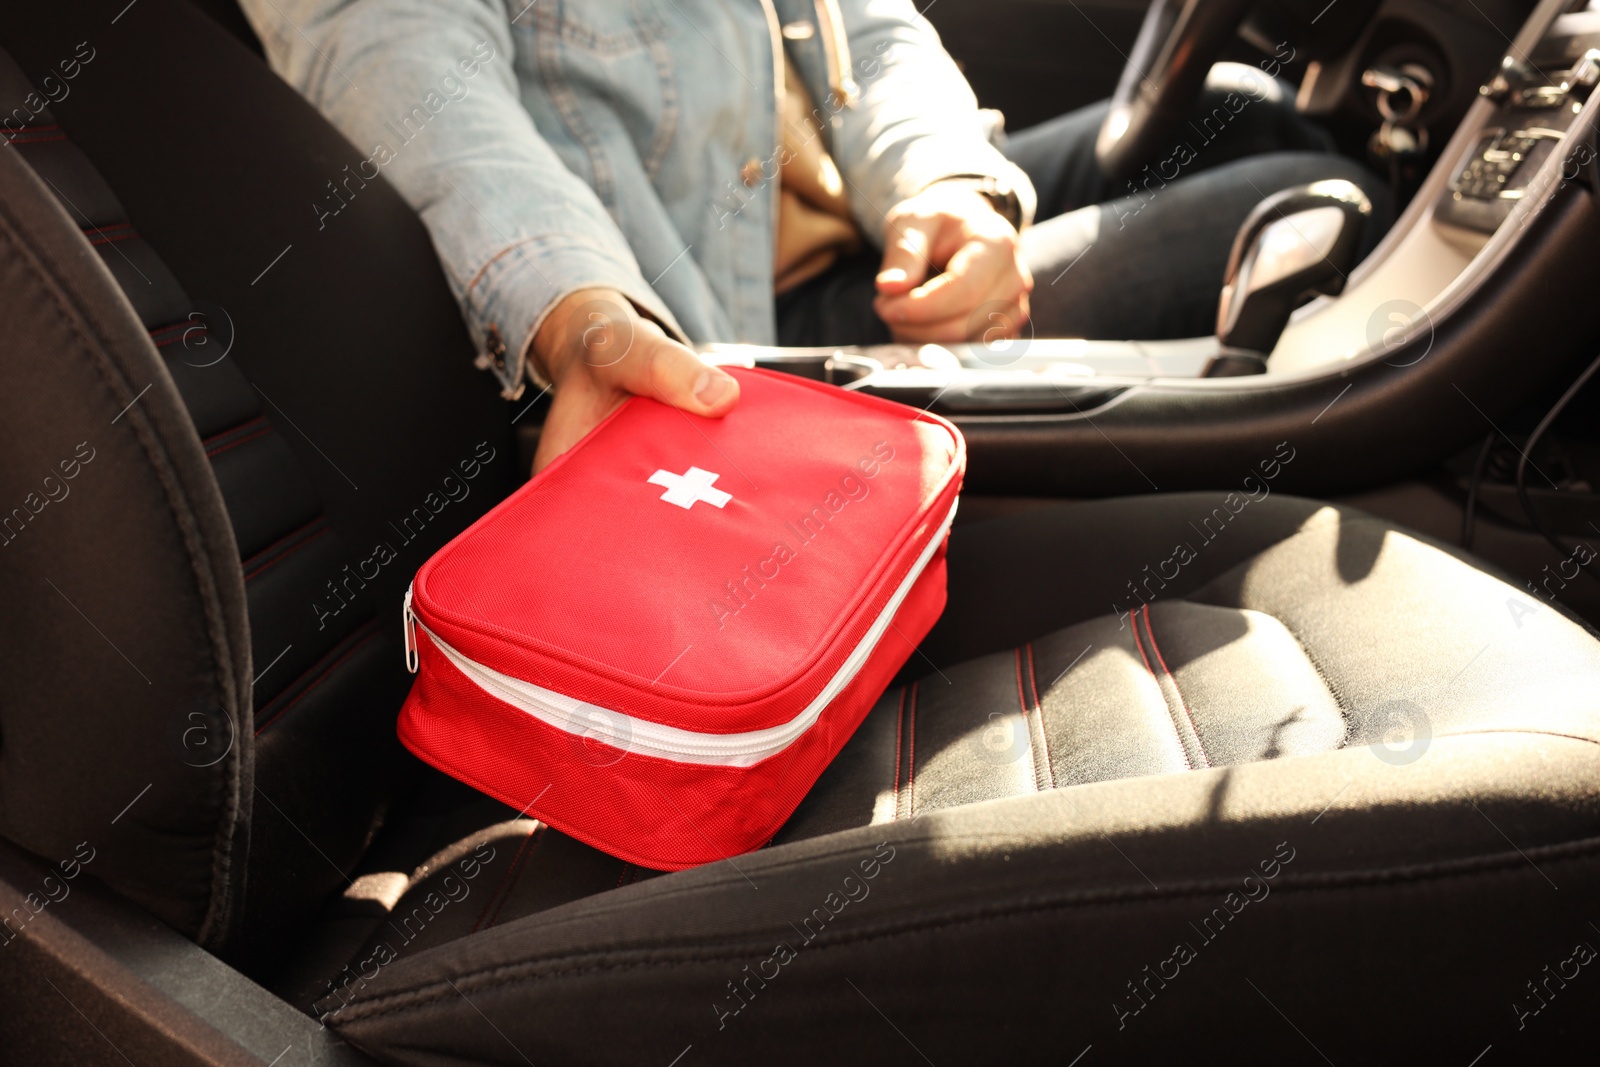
top-left (1215, 180), bottom-right (1372, 354)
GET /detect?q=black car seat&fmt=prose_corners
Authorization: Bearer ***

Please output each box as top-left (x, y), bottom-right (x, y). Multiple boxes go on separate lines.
top-left (4, 1), bottom-right (1600, 1063)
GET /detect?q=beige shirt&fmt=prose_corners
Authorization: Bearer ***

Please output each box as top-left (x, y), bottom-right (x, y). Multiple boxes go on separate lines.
top-left (773, 59), bottom-right (863, 294)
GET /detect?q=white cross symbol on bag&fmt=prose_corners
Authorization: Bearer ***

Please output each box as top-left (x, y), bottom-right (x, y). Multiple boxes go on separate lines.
top-left (647, 466), bottom-right (732, 510)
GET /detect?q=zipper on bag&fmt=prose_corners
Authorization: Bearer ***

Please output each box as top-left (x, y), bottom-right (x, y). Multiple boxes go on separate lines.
top-left (403, 585), bottom-right (419, 674)
top-left (404, 499), bottom-right (957, 767)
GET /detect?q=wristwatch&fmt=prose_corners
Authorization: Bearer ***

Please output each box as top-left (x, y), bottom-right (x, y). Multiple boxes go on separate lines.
top-left (934, 174), bottom-right (1024, 230)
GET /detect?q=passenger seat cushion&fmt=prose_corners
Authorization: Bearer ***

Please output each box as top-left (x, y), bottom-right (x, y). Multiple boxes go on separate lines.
top-left (327, 744), bottom-right (1600, 1064)
top-left (781, 600), bottom-right (1347, 842)
top-left (786, 494), bottom-right (1600, 840)
top-left (318, 496), bottom-right (1600, 1063)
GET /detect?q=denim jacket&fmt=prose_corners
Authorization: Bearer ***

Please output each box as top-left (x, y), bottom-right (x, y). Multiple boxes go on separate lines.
top-left (240, 0), bottom-right (1036, 397)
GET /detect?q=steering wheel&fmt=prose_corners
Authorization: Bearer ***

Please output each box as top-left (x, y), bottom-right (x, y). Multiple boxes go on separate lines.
top-left (1094, 0), bottom-right (1261, 181)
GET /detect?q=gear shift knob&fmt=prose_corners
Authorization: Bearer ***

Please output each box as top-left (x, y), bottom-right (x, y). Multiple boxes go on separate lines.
top-left (1216, 180), bottom-right (1372, 353)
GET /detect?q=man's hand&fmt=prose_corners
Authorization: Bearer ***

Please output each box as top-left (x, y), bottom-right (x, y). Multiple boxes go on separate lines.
top-left (872, 183), bottom-right (1032, 344)
top-left (530, 288), bottom-right (739, 473)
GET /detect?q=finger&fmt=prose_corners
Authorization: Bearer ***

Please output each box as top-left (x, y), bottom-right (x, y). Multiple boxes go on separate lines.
top-left (609, 324), bottom-right (740, 418)
top-left (534, 336), bottom-right (739, 473)
top-left (532, 301), bottom-right (739, 474)
top-left (887, 309), bottom-right (990, 345)
top-left (972, 295), bottom-right (1030, 345)
top-left (880, 239), bottom-right (1017, 325)
top-left (890, 297), bottom-right (1028, 346)
top-left (875, 215), bottom-right (941, 294)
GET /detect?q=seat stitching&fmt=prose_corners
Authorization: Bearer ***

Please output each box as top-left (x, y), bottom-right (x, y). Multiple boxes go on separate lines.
top-left (470, 832), bottom-right (529, 933)
top-left (907, 682), bottom-right (919, 818)
top-left (1211, 605), bottom-right (1348, 741)
top-left (1130, 608), bottom-right (1193, 770)
top-left (891, 687), bottom-right (905, 820)
top-left (1014, 646), bottom-right (1046, 791)
top-left (484, 826), bottom-right (546, 931)
top-left (151, 324), bottom-right (207, 349)
top-left (1178, 512), bottom-right (1418, 721)
top-left (253, 624), bottom-right (379, 735)
top-left (613, 863), bottom-right (633, 890)
top-left (1027, 642), bottom-right (1055, 789)
top-left (152, 330), bottom-right (204, 349)
top-left (74, 222), bottom-right (135, 248)
top-left (243, 525), bottom-right (332, 582)
top-left (240, 516), bottom-right (330, 575)
top-left (328, 836), bottom-right (1600, 1020)
top-left (1012, 646), bottom-right (1027, 715)
top-left (1265, 617), bottom-right (1348, 744)
top-left (204, 425), bottom-right (272, 460)
top-left (4, 125), bottom-right (64, 135)
top-left (472, 826), bottom-right (540, 934)
top-left (1012, 646), bottom-right (1038, 790)
top-left (1143, 605), bottom-right (1209, 769)
top-left (200, 414), bottom-right (268, 446)
top-left (1432, 726), bottom-right (1600, 746)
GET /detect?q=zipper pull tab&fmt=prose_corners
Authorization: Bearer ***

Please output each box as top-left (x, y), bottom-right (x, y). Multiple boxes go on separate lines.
top-left (402, 585), bottom-right (419, 674)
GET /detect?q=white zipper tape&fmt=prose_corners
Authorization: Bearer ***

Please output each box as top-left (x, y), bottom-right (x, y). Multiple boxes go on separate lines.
top-left (406, 498), bottom-right (956, 768)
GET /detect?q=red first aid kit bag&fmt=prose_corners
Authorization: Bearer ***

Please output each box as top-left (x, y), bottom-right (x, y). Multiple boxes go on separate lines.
top-left (397, 367), bottom-right (964, 870)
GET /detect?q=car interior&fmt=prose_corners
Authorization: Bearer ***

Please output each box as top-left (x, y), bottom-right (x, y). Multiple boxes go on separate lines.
top-left (4, 0), bottom-right (1600, 1062)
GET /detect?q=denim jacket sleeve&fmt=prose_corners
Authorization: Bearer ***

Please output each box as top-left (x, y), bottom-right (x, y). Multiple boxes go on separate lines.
top-left (830, 0), bottom-right (1038, 237)
top-left (236, 0), bottom-right (683, 398)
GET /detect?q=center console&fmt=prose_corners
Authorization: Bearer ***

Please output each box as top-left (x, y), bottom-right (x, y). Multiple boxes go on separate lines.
top-left (699, 336), bottom-right (1221, 416)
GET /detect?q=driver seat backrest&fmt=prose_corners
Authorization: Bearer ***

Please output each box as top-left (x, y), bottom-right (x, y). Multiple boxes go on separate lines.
top-left (0, 0), bottom-right (513, 974)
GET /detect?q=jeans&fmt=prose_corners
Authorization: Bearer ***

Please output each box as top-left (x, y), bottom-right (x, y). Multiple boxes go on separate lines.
top-left (775, 65), bottom-right (1390, 345)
